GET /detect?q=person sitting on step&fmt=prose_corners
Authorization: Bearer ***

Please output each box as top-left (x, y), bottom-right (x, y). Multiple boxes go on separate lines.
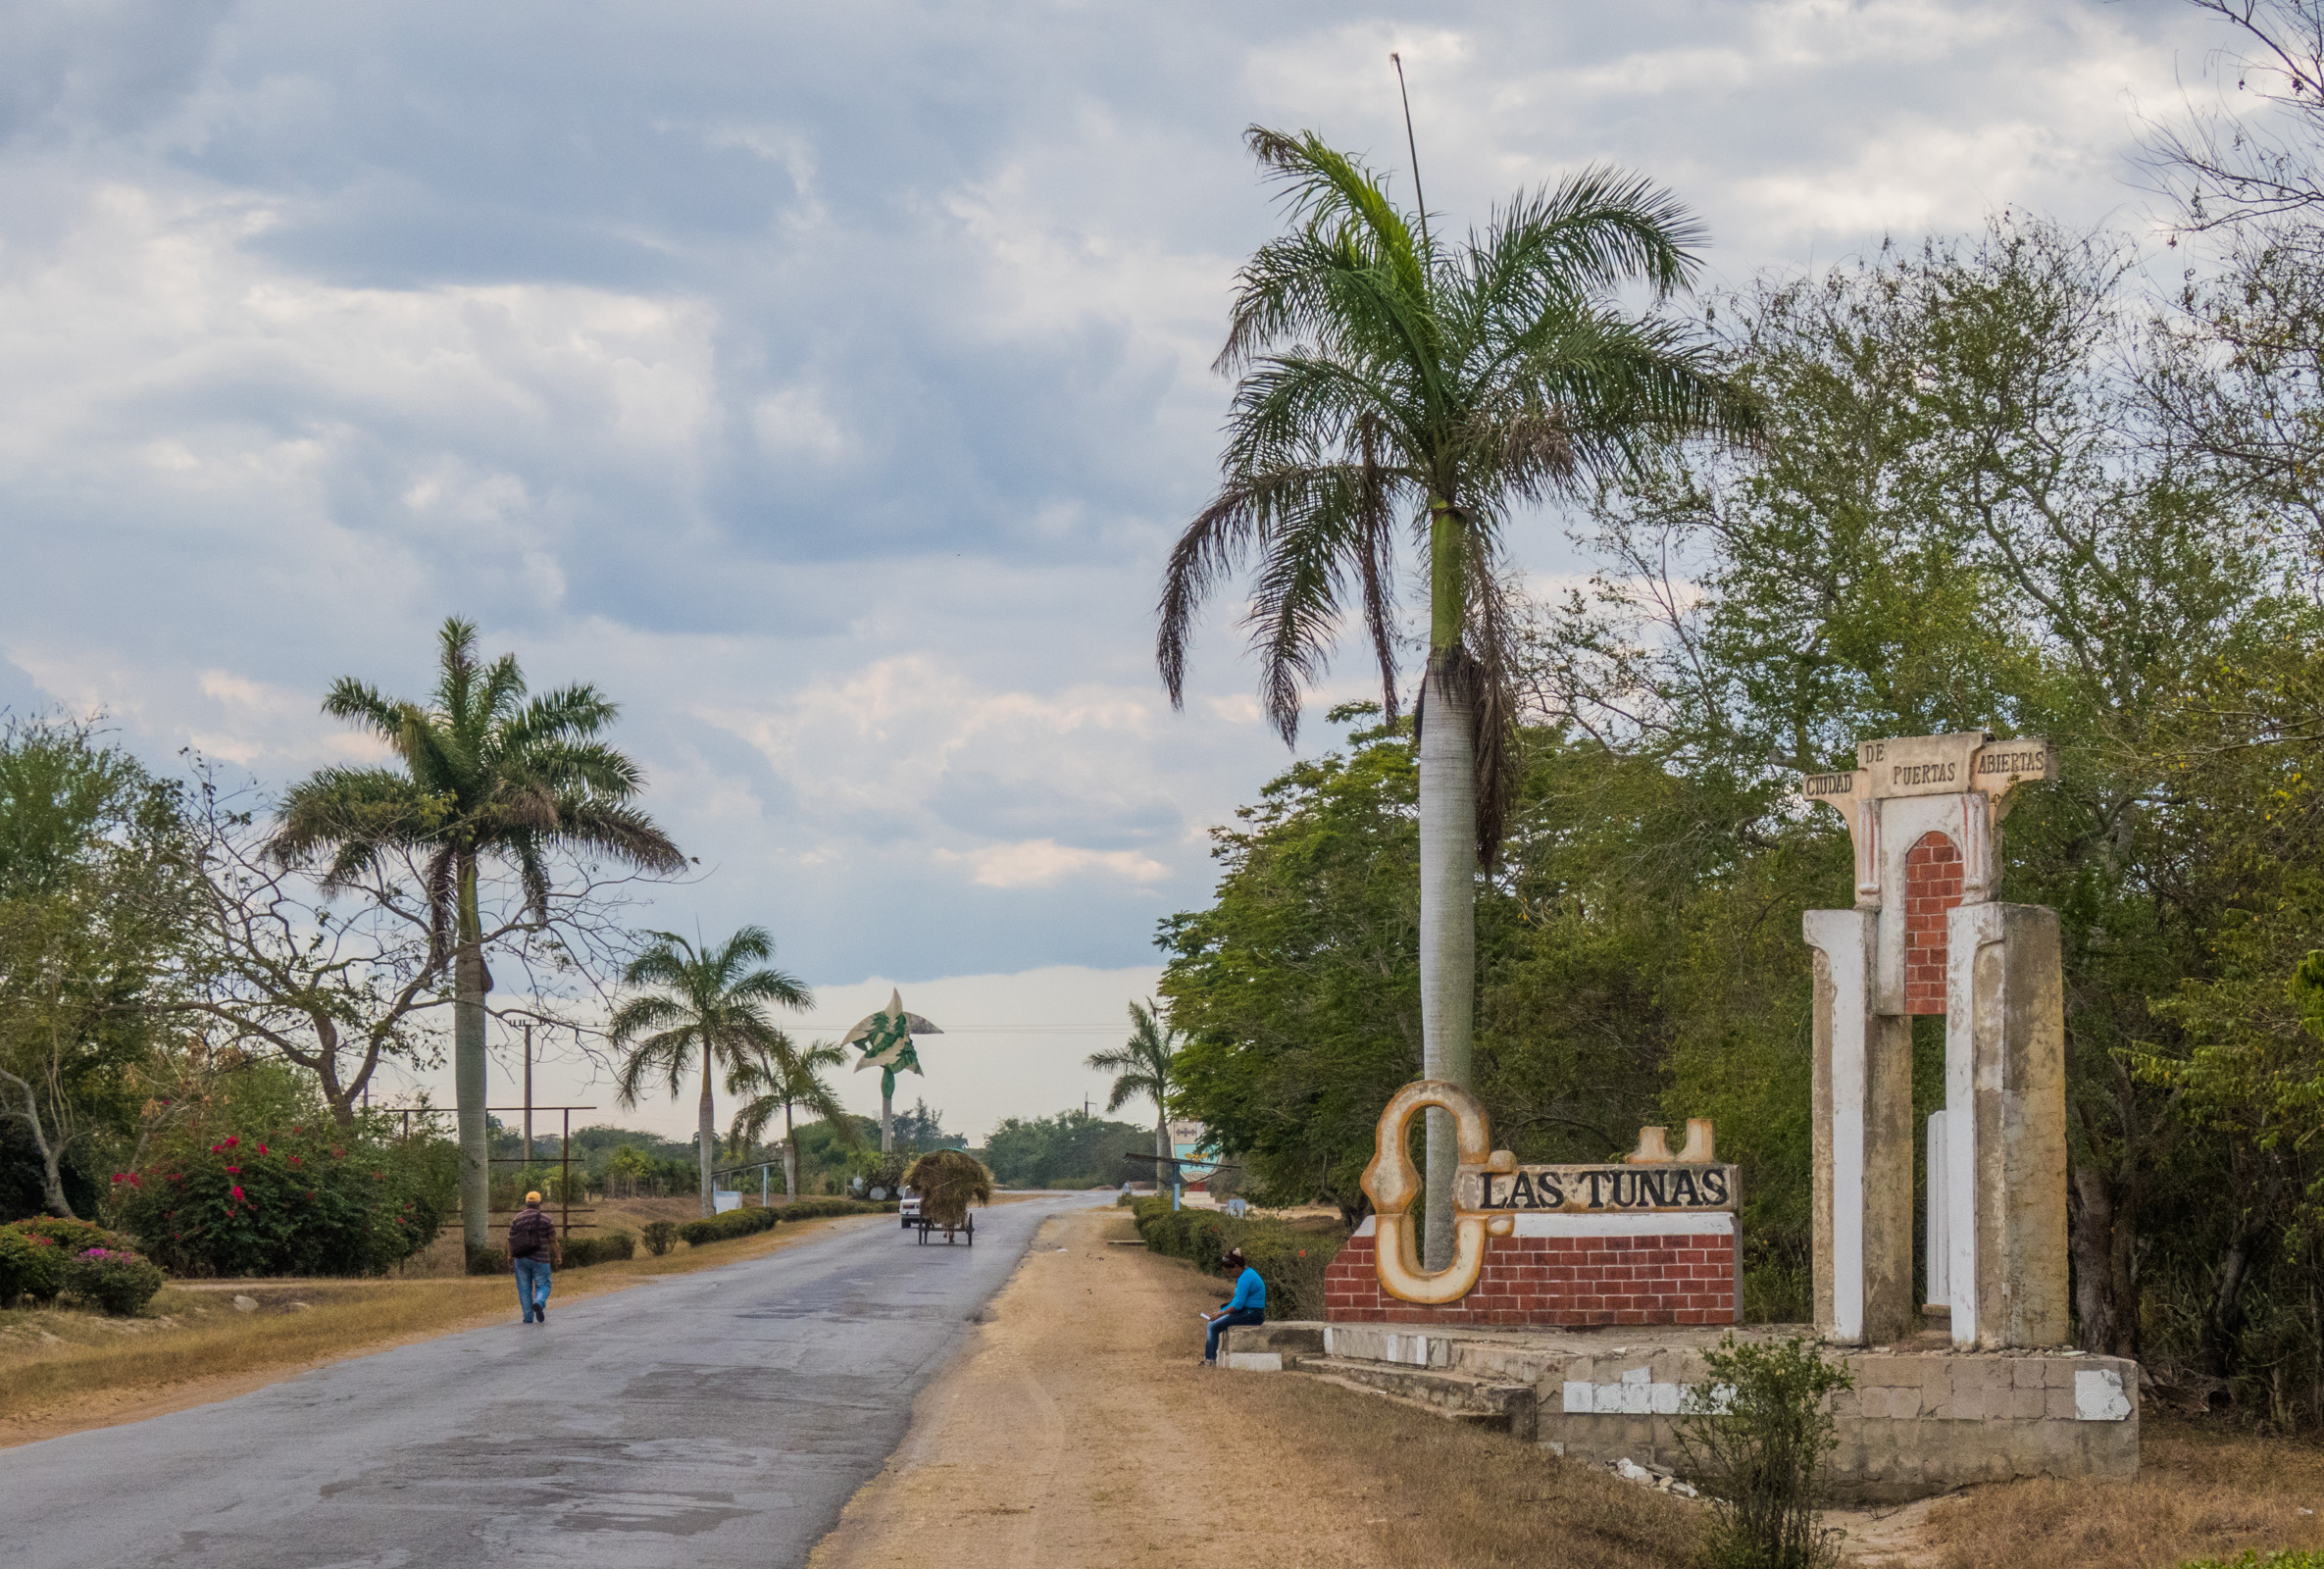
top-left (1201, 1247), bottom-right (1265, 1364)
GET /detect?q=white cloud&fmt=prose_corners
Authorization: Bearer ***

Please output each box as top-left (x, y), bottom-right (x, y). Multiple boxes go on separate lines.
top-left (936, 838), bottom-right (1170, 889)
top-left (0, 0), bottom-right (2236, 1126)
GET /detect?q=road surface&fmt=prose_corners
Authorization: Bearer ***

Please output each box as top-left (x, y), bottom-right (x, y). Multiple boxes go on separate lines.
top-left (3, 1194), bottom-right (1097, 1568)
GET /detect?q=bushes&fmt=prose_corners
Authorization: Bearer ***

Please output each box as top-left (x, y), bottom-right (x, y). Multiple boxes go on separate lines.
top-left (2180, 1553), bottom-right (2324, 1569)
top-left (0, 1219), bottom-right (160, 1313)
top-left (64, 1245), bottom-right (165, 1315)
top-left (115, 1126), bottom-right (450, 1278)
top-left (1677, 1334), bottom-right (1854, 1569)
top-left (0, 1217), bottom-right (123, 1305)
top-left (782, 1197), bottom-right (894, 1222)
top-left (1129, 1196), bottom-right (1343, 1320)
top-left (563, 1230), bottom-right (634, 1268)
top-left (466, 1245), bottom-right (507, 1276)
top-left (678, 1206), bottom-right (782, 1246)
top-left (640, 1220), bottom-right (678, 1256)
top-left (677, 1198), bottom-right (895, 1249)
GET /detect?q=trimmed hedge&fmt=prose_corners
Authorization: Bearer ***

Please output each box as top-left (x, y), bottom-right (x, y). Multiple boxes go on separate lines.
top-left (2180, 1554), bottom-right (2324, 1569)
top-left (563, 1230), bottom-right (634, 1268)
top-left (678, 1198), bottom-right (895, 1249)
top-left (1129, 1196), bottom-right (1344, 1320)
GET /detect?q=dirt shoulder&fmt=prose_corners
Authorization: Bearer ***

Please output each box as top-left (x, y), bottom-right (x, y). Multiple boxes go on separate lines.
top-left (810, 1204), bottom-right (1699, 1569)
top-left (0, 1211), bottom-right (890, 1447)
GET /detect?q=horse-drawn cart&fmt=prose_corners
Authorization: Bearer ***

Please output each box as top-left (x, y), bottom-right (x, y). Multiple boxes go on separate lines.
top-left (900, 1149), bottom-right (990, 1247)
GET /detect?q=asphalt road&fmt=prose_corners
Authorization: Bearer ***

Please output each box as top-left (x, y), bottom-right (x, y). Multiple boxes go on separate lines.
top-left (4, 1194), bottom-right (1099, 1569)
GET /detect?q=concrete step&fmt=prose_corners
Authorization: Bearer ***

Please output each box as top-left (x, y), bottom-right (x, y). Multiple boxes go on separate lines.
top-left (1293, 1355), bottom-right (1539, 1442)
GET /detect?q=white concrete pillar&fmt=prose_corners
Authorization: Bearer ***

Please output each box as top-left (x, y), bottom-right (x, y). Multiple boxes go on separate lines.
top-left (1945, 902), bottom-right (2069, 1349)
top-left (1805, 909), bottom-right (1915, 1345)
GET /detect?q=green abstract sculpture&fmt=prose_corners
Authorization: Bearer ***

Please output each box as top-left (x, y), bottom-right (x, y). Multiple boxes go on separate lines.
top-left (845, 988), bottom-right (943, 1151)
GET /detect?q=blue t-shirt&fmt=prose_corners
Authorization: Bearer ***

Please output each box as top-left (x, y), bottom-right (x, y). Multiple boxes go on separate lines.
top-left (1225, 1265), bottom-right (1265, 1313)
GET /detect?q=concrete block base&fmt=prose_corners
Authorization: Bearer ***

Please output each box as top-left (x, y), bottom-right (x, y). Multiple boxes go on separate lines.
top-left (1229, 1321), bottom-right (2137, 1503)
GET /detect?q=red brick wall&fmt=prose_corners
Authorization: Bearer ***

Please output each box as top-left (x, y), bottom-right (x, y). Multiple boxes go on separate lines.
top-left (1323, 1228), bottom-right (1740, 1327)
top-left (1902, 831), bottom-right (1964, 1015)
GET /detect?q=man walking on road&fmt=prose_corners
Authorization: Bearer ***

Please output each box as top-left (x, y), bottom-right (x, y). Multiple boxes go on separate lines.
top-left (509, 1191), bottom-right (560, 1324)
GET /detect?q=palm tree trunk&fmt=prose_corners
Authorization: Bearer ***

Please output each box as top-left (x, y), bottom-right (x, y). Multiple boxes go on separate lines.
top-left (1155, 1108), bottom-right (1171, 1189)
top-left (697, 1045), bottom-right (717, 1218)
top-left (1419, 498), bottom-right (1477, 1272)
top-left (783, 1102), bottom-right (798, 1199)
top-left (455, 857), bottom-right (490, 1258)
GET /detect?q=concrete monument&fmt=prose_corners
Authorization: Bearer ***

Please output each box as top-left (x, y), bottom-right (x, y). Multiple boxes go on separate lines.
top-left (1800, 732), bottom-right (2067, 1349)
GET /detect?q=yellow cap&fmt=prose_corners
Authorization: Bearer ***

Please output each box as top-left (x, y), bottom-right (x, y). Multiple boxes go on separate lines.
top-left (525, 1190), bottom-right (542, 1202)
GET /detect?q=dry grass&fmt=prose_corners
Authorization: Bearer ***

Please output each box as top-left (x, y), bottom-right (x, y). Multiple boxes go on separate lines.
top-left (1259, 1369), bottom-right (1707, 1569)
top-left (0, 1209), bottom-right (888, 1438)
top-left (1175, 1269), bottom-right (1704, 1568)
top-left (1915, 1417), bottom-right (2324, 1569)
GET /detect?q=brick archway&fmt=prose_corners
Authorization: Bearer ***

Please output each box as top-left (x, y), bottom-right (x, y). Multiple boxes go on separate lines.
top-left (1903, 831), bottom-right (1964, 1014)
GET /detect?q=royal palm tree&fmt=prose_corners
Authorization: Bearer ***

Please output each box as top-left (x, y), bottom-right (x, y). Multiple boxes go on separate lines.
top-left (610, 926), bottom-right (811, 1216)
top-left (1158, 129), bottom-right (1752, 1264)
top-left (727, 1034), bottom-right (859, 1199)
top-left (273, 617), bottom-right (686, 1254)
top-left (1087, 998), bottom-right (1179, 1182)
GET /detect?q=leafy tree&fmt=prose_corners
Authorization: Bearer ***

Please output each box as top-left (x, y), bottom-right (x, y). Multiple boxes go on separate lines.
top-left (1158, 127), bottom-right (1749, 1262)
top-left (0, 719), bottom-right (192, 1217)
top-left (727, 1033), bottom-right (859, 1198)
top-left (1086, 999), bottom-right (1181, 1179)
top-left (886, 1098), bottom-right (965, 1152)
top-left (1162, 707), bottom-right (1420, 1223)
top-left (979, 1110), bottom-right (1150, 1189)
top-left (271, 617), bottom-right (685, 1252)
top-left (609, 927), bottom-right (811, 1216)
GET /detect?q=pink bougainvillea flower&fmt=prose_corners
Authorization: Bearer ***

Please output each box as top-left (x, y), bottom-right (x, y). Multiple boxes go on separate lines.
top-left (110, 1173), bottom-right (125, 1184)
top-left (256, 1143), bottom-right (269, 1155)
top-left (229, 1186), bottom-right (246, 1200)
top-left (222, 1136), bottom-right (239, 1148)
top-left (223, 1166), bottom-right (241, 1175)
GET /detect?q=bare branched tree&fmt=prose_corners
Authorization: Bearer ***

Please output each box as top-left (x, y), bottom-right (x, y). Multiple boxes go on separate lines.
top-left (2143, 2), bottom-right (2324, 237)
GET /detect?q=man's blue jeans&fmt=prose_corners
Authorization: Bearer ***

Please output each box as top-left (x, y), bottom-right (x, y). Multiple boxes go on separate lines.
top-left (514, 1257), bottom-right (552, 1322)
top-left (1206, 1306), bottom-right (1263, 1361)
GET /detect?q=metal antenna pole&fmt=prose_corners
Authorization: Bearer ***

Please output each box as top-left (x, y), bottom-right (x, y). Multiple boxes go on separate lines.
top-left (522, 1023), bottom-right (534, 1165)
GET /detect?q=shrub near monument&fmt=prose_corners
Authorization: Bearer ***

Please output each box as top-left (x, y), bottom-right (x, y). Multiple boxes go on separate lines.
top-left (1129, 1195), bottom-right (1342, 1320)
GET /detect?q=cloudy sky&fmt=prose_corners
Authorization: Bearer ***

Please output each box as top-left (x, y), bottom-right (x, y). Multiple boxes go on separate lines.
top-left (0, 0), bottom-right (2235, 1141)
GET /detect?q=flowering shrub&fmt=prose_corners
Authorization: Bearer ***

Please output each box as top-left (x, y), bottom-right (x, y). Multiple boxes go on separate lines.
top-left (114, 1124), bottom-right (451, 1278)
top-left (0, 1216), bottom-right (132, 1306)
top-left (63, 1245), bottom-right (166, 1315)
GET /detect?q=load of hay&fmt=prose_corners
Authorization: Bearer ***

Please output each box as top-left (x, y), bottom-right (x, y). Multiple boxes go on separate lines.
top-left (901, 1149), bottom-right (993, 1228)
